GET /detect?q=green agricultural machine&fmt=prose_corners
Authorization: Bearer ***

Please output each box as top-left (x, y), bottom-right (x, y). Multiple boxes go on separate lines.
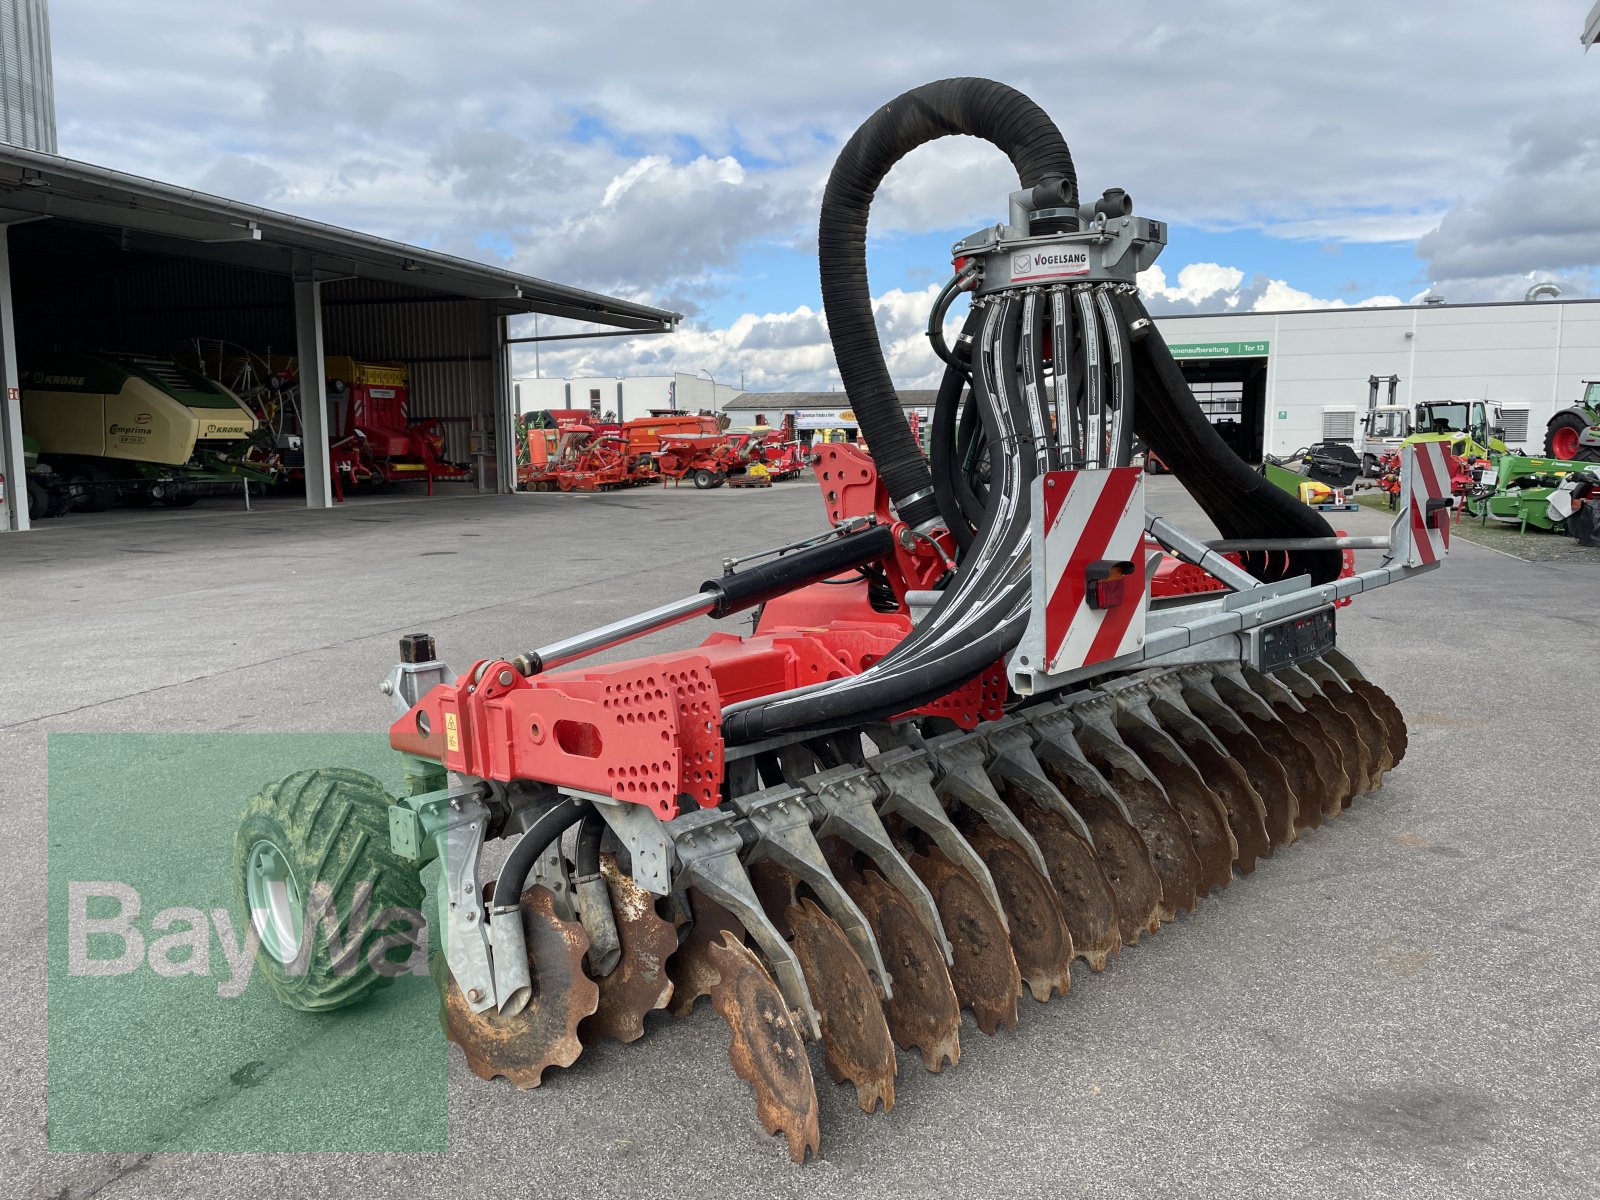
top-left (20, 351), bottom-right (283, 509)
top-left (1544, 381), bottom-right (1600, 463)
top-left (1465, 454), bottom-right (1598, 534)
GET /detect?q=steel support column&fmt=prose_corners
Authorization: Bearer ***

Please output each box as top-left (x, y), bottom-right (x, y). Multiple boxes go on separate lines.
top-left (494, 314), bottom-right (514, 494)
top-left (0, 225), bottom-right (28, 532)
top-left (293, 275), bottom-right (333, 509)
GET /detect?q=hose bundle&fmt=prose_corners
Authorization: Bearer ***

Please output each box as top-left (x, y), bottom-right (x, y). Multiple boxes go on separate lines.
top-left (723, 78), bottom-right (1338, 744)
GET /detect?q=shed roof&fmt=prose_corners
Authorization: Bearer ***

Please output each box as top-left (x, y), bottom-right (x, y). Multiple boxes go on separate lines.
top-left (0, 144), bottom-right (681, 332)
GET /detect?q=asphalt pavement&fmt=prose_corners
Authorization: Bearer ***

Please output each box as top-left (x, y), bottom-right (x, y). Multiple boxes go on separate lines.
top-left (4, 477), bottom-right (1597, 1200)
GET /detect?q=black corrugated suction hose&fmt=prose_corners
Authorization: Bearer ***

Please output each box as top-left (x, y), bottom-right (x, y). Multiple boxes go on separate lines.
top-left (819, 77), bottom-right (1077, 530)
top-left (1113, 289), bottom-right (1341, 585)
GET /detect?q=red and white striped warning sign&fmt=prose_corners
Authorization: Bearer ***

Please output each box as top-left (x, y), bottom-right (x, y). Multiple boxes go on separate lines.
top-left (1038, 466), bottom-right (1147, 673)
top-left (1397, 442), bottom-right (1451, 566)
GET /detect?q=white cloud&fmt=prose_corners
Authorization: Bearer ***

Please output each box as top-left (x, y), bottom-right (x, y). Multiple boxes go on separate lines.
top-left (529, 284), bottom-right (952, 394)
top-left (38, 0), bottom-right (1600, 364)
top-left (1137, 263), bottom-right (1403, 316)
top-left (1140, 263), bottom-right (1245, 306)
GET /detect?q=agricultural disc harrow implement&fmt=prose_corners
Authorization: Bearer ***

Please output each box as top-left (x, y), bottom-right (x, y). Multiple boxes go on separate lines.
top-left (235, 78), bottom-right (1450, 1161)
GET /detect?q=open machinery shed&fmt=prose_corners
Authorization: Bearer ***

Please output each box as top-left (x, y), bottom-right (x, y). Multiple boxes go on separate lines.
top-left (0, 143), bottom-right (679, 531)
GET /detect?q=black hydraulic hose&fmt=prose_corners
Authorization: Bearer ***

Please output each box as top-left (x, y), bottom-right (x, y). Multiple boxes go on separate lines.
top-left (700, 524), bottom-right (894, 616)
top-left (930, 306), bottom-right (986, 550)
top-left (729, 297), bottom-right (1038, 742)
top-left (490, 796), bottom-right (591, 912)
top-left (1112, 289), bottom-right (1340, 585)
top-left (574, 812), bottom-right (604, 880)
top-left (930, 358), bottom-right (976, 554)
top-left (819, 78), bottom-right (1077, 530)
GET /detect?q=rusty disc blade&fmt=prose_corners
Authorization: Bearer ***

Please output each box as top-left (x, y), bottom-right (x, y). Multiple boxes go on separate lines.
top-left (1300, 693), bottom-right (1375, 801)
top-left (667, 887), bottom-right (744, 1017)
top-left (747, 859), bottom-right (799, 939)
top-left (578, 854), bottom-right (676, 1046)
top-left (962, 822), bottom-right (1074, 1002)
top-left (1242, 714), bottom-right (1330, 834)
top-left (1348, 679), bottom-right (1407, 768)
top-left (787, 897), bottom-right (896, 1113)
top-left (1036, 763), bottom-right (1163, 947)
top-left (997, 782), bottom-right (1120, 970)
top-left (908, 844), bottom-right (1019, 1035)
top-left (708, 932), bottom-right (821, 1164)
top-left (1334, 686), bottom-right (1395, 781)
top-left (1277, 707), bottom-right (1351, 816)
top-left (1208, 725), bottom-right (1298, 849)
top-left (433, 885), bottom-right (598, 1089)
top-left (1130, 748), bottom-right (1235, 896)
top-left (844, 868), bottom-right (960, 1073)
top-left (1171, 738), bottom-right (1272, 874)
top-left (1083, 754), bottom-right (1204, 923)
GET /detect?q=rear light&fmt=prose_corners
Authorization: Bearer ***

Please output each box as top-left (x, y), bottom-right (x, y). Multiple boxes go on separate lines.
top-left (1086, 559), bottom-right (1134, 609)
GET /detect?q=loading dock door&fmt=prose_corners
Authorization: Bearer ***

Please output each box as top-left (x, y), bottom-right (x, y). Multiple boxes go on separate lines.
top-left (1175, 356), bottom-right (1268, 464)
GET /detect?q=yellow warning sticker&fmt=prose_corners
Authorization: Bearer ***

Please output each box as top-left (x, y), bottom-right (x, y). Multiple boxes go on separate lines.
top-left (445, 712), bottom-right (460, 753)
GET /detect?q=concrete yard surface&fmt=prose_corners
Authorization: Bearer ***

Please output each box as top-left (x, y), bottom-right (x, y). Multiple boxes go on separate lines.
top-left (3, 479), bottom-right (1598, 1200)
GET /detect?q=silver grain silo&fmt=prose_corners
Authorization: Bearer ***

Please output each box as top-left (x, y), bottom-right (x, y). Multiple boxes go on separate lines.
top-left (1, 0), bottom-right (55, 153)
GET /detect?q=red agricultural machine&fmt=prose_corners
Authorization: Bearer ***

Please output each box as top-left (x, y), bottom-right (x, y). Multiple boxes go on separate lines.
top-left (728, 426), bottom-right (807, 481)
top-left (520, 411), bottom-right (769, 492)
top-left (235, 80), bottom-right (1451, 1162)
top-left (322, 358), bottom-right (470, 496)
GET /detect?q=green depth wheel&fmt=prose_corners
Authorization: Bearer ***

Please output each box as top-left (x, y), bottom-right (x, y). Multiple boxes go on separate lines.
top-left (233, 767), bottom-right (426, 1011)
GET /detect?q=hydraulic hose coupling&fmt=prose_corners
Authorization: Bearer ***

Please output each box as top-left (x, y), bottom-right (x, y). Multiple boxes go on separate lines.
top-left (954, 185), bottom-right (1168, 296)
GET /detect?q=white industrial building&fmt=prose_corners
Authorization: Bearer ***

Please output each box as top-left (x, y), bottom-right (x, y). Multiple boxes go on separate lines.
top-left (1153, 297), bottom-right (1600, 462)
top-left (513, 372), bottom-right (739, 421)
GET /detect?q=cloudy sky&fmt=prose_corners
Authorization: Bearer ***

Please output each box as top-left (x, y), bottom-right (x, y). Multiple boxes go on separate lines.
top-left (49, 0), bottom-right (1600, 390)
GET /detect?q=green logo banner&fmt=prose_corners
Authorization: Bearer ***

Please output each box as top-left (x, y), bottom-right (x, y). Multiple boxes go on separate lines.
top-left (47, 734), bottom-right (446, 1152)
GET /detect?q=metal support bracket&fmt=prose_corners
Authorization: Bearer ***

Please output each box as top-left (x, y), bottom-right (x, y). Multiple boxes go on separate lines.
top-left (435, 795), bottom-right (497, 1014)
top-left (798, 764), bottom-right (954, 964)
top-left (731, 785), bottom-right (892, 999)
top-left (867, 746), bottom-right (1008, 929)
top-left (590, 796), bottom-right (674, 896)
top-left (927, 731), bottom-right (1052, 879)
top-left (980, 715), bottom-right (1096, 844)
top-left (670, 807), bottom-right (820, 1039)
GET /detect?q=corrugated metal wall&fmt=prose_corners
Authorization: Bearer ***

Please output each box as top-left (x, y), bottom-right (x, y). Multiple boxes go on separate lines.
top-left (1, 0), bottom-right (56, 153)
top-left (323, 280), bottom-right (498, 465)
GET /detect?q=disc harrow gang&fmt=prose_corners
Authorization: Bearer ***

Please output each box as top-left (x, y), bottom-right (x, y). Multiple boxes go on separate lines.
top-left (431, 656), bottom-right (1405, 1161)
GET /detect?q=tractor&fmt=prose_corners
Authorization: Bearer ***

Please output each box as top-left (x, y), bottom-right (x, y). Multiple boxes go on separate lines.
top-left (1544, 381), bottom-right (1600, 462)
top-left (232, 80), bottom-right (1450, 1162)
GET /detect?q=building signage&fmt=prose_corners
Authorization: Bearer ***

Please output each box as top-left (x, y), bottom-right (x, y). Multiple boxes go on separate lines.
top-left (1167, 341), bottom-right (1270, 359)
top-left (793, 408), bottom-right (859, 431)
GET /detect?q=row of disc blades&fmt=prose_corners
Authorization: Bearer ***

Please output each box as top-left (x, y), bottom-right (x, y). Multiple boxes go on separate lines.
top-left (434, 656), bottom-right (1407, 1162)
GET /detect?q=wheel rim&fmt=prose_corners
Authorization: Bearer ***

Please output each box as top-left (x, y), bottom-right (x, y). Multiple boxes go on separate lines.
top-left (1551, 425), bottom-right (1580, 459)
top-left (246, 839), bottom-right (305, 963)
